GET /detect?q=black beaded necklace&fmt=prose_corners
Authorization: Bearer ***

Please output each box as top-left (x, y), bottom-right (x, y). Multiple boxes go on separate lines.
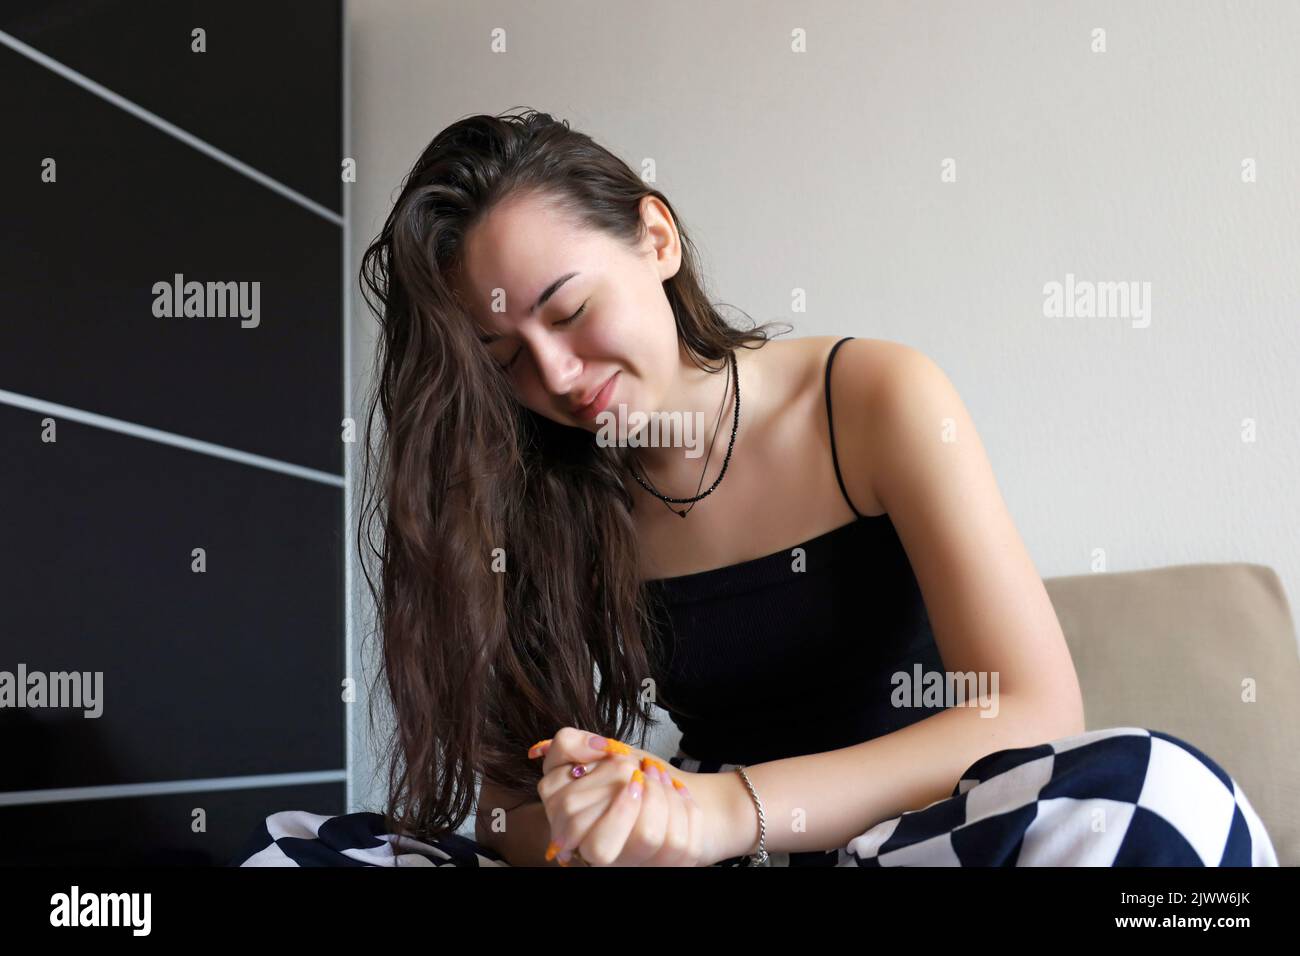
top-left (628, 350), bottom-right (739, 518)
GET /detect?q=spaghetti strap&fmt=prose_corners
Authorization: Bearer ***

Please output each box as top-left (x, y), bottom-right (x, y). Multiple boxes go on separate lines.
top-left (825, 336), bottom-right (864, 520)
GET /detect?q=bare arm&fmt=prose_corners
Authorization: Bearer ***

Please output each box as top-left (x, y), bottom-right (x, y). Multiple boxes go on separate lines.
top-left (705, 693), bottom-right (1079, 859)
top-left (475, 780), bottom-right (569, 867)
top-left (705, 341), bottom-right (1086, 860)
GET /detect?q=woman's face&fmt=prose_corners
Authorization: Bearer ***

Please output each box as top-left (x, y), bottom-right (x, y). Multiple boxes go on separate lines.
top-left (454, 191), bottom-right (683, 431)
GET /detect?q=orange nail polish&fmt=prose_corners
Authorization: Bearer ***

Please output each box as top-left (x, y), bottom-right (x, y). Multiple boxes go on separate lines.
top-left (605, 739), bottom-right (632, 756)
top-left (545, 840), bottom-right (561, 861)
top-left (528, 739), bottom-right (553, 759)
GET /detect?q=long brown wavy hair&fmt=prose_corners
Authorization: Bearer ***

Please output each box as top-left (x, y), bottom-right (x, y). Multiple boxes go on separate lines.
top-left (356, 107), bottom-right (790, 841)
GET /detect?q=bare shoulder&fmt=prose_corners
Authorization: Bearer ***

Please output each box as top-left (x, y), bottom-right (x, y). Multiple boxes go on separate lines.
top-left (753, 333), bottom-right (905, 403)
top-left (783, 335), bottom-right (928, 517)
top-left (830, 338), bottom-right (980, 512)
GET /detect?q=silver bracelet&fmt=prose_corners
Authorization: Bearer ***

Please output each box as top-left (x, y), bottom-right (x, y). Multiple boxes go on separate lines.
top-left (735, 766), bottom-right (768, 866)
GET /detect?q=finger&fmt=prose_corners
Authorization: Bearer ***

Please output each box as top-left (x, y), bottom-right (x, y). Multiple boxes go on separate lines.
top-left (552, 757), bottom-right (640, 865)
top-left (643, 764), bottom-right (688, 866)
top-left (636, 764), bottom-right (674, 867)
top-left (542, 757), bottom-right (636, 861)
top-left (571, 761), bottom-right (651, 866)
top-left (647, 761), bottom-right (699, 866)
top-left (538, 761), bottom-right (601, 840)
top-left (534, 727), bottom-right (594, 782)
top-left (533, 728), bottom-right (638, 793)
top-left (666, 768), bottom-right (694, 866)
top-left (536, 743), bottom-right (610, 804)
top-left (536, 746), bottom-right (645, 805)
top-left (617, 761), bottom-right (670, 867)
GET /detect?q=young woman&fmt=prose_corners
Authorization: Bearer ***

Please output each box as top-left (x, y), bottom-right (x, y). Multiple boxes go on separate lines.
top-left (234, 110), bottom-right (1276, 867)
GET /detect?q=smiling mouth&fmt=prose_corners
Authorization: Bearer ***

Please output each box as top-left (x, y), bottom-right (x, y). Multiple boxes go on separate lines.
top-left (573, 372), bottom-right (618, 418)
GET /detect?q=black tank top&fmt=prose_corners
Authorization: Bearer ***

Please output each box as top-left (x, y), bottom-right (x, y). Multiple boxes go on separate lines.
top-left (643, 337), bottom-right (947, 767)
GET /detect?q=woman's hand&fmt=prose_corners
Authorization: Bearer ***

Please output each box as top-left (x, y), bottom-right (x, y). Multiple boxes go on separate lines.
top-left (529, 727), bottom-right (715, 866)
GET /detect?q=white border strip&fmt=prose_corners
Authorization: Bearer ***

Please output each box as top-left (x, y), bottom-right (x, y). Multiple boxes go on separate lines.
top-left (0, 770), bottom-right (347, 807)
top-left (0, 28), bottom-right (344, 227)
top-left (342, 0), bottom-right (356, 815)
top-left (0, 388), bottom-right (345, 487)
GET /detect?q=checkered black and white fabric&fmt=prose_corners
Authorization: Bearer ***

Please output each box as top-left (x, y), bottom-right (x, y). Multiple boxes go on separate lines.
top-left (838, 726), bottom-right (1278, 866)
top-left (232, 726), bottom-right (1278, 867)
top-left (234, 810), bottom-right (510, 867)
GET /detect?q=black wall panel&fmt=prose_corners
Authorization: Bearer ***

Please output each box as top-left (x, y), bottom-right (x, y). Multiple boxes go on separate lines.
top-left (0, 1), bottom-right (345, 866)
top-left (0, 405), bottom-right (345, 790)
top-left (0, 0), bottom-right (341, 215)
top-left (0, 23), bottom-right (342, 475)
top-left (0, 782), bottom-right (346, 866)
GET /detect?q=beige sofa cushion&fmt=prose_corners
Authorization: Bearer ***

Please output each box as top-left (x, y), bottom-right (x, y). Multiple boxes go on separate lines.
top-left (1045, 562), bottom-right (1299, 866)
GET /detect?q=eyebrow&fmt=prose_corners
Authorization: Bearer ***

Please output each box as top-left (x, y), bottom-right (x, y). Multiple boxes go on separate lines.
top-left (476, 271), bottom-right (581, 344)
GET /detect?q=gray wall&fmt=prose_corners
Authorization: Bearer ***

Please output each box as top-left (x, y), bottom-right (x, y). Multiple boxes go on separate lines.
top-left (345, 1), bottom-right (1300, 819)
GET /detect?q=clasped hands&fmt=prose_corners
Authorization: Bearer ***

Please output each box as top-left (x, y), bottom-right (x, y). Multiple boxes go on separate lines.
top-left (530, 726), bottom-right (728, 867)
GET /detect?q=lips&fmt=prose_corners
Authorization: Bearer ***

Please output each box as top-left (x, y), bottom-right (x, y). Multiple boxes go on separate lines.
top-left (572, 372), bottom-right (618, 418)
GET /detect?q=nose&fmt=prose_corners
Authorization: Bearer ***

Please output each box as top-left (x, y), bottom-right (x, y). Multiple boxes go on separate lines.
top-left (529, 333), bottom-right (582, 398)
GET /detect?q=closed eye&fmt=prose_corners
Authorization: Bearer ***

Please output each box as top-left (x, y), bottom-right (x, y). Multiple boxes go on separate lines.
top-left (498, 301), bottom-right (588, 372)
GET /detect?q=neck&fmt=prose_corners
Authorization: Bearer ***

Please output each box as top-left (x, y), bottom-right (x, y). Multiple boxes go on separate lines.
top-left (628, 342), bottom-right (753, 491)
